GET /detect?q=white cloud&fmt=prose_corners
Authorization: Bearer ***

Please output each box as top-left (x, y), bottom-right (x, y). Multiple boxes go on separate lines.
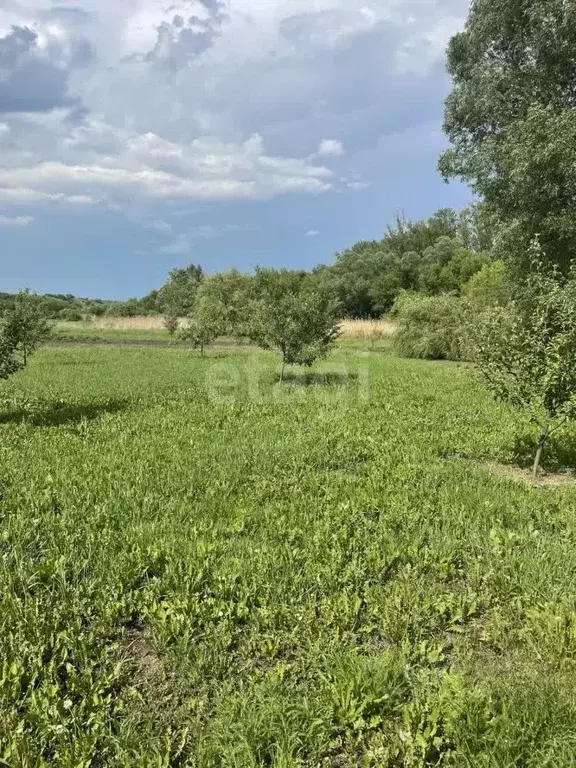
top-left (0, 128), bottom-right (332, 207)
top-left (0, 0), bottom-right (469, 231)
top-left (305, 229), bottom-right (319, 237)
top-left (0, 215), bottom-right (34, 227)
top-left (317, 139), bottom-right (344, 157)
top-left (347, 180), bottom-right (371, 191)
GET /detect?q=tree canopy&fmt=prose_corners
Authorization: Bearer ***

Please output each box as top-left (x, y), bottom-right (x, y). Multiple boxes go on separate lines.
top-left (439, 0), bottom-right (576, 271)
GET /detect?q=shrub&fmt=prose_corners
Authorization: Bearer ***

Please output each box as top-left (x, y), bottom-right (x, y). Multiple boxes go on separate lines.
top-left (470, 253), bottom-right (576, 479)
top-left (394, 293), bottom-right (469, 361)
top-left (2, 290), bottom-right (52, 366)
top-left (464, 261), bottom-right (511, 310)
top-left (59, 309), bottom-right (84, 322)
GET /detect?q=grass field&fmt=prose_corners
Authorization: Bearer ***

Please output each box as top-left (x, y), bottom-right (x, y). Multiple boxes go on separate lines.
top-left (2, 341), bottom-right (576, 765)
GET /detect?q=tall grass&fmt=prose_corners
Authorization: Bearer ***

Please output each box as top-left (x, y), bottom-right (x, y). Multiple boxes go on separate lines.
top-left (62, 315), bottom-right (396, 339)
top-left (339, 317), bottom-right (396, 340)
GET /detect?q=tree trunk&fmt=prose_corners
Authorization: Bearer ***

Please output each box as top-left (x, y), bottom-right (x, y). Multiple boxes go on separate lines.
top-left (280, 355), bottom-right (286, 384)
top-left (532, 424), bottom-right (550, 482)
top-left (200, 343), bottom-right (204, 357)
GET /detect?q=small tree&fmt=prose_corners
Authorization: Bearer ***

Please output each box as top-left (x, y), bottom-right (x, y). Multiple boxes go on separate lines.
top-left (2, 290), bottom-right (52, 367)
top-left (471, 252), bottom-right (576, 480)
top-left (0, 335), bottom-right (21, 381)
top-left (163, 314), bottom-right (179, 337)
top-left (179, 293), bottom-right (224, 356)
top-left (158, 264), bottom-right (203, 317)
top-left (249, 269), bottom-right (341, 382)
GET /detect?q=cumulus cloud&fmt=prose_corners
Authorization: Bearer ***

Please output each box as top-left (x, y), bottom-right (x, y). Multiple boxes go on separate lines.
top-left (143, 0), bottom-right (228, 70)
top-left (0, 214), bottom-right (34, 227)
top-left (317, 139), bottom-right (344, 157)
top-left (305, 229), bottom-right (319, 237)
top-left (0, 23), bottom-right (90, 114)
top-left (0, 126), bottom-right (332, 207)
top-left (0, 0), bottom-right (469, 233)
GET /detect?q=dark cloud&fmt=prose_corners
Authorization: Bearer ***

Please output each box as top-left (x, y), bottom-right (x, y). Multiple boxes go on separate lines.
top-left (202, 15), bottom-right (449, 154)
top-left (146, 0), bottom-right (228, 70)
top-left (0, 25), bottom-right (90, 115)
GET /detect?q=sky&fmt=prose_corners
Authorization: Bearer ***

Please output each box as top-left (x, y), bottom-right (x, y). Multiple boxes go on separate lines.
top-left (0, 0), bottom-right (471, 299)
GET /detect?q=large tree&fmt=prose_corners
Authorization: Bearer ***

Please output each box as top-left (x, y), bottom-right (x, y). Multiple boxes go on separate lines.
top-left (439, 0), bottom-right (576, 272)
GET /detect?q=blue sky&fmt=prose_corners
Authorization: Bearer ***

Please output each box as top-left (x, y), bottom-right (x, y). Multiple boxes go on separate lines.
top-left (0, 0), bottom-right (470, 299)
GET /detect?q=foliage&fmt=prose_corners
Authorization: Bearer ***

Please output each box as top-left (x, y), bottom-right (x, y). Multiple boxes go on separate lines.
top-left (179, 291), bottom-right (225, 354)
top-left (440, 0), bottom-right (576, 272)
top-left (163, 314), bottom-right (179, 337)
top-left (249, 269), bottom-right (341, 379)
top-left (417, 236), bottom-right (490, 296)
top-left (1, 289), bottom-right (52, 366)
top-left (394, 292), bottom-right (469, 361)
top-left (59, 308), bottom-right (84, 322)
top-left (0, 334), bottom-right (21, 380)
top-left (464, 260), bottom-right (511, 310)
top-left (317, 207), bottom-right (490, 317)
top-left (158, 264), bottom-right (204, 317)
top-left (195, 270), bottom-right (254, 338)
top-left (1, 343), bottom-right (576, 763)
top-left (470, 252), bottom-right (576, 478)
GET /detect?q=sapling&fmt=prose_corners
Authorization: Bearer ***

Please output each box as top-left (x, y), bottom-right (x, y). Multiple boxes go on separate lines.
top-left (471, 250), bottom-right (576, 480)
top-left (248, 269), bottom-right (341, 382)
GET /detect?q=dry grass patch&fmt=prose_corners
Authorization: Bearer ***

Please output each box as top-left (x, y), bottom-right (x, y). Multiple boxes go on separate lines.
top-left (339, 318), bottom-right (396, 340)
top-left (479, 460), bottom-right (576, 486)
top-left (57, 316), bottom-right (178, 331)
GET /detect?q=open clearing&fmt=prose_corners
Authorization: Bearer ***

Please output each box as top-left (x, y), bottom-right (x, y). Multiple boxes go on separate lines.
top-left (2, 341), bottom-right (576, 765)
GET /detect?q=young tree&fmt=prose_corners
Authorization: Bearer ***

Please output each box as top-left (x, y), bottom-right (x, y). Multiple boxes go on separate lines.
top-left (163, 314), bottom-right (179, 337)
top-left (249, 269), bottom-right (341, 382)
top-left (179, 292), bottom-right (225, 355)
top-left (0, 335), bottom-right (21, 381)
top-left (196, 270), bottom-right (254, 338)
top-left (2, 289), bottom-right (52, 367)
top-left (470, 251), bottom-right (576, 480)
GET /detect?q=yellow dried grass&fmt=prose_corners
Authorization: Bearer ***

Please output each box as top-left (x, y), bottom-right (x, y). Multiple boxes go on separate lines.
top-left (56, 315), bottom-right (396, 339)
top-left (339, 318), bottom-right (396, 340)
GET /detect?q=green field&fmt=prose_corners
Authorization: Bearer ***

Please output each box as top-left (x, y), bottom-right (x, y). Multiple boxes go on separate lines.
top-left (2, 342), bottom-right (576, 766)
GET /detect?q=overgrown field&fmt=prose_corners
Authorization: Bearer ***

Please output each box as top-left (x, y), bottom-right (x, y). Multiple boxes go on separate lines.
top-left (1, 343), bottom-right (576, 766)
top-left (54, 317), bottom-right (396, 343)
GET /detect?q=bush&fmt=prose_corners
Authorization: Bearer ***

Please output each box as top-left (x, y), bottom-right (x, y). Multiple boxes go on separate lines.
top-left (59, 309), bottom-right (84, 322)
top-left (394, 293), bottom-right (469, 361)
top-left (469, 254), bottom-right (576, 479)
top-left (464, 261), bottom-right (510, 310)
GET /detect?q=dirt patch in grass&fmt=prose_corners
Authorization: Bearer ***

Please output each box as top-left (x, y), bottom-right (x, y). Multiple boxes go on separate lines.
top-left (479, 460), bottom-right (576, 487)
top-left (122, 628), bottom-right (167, 691)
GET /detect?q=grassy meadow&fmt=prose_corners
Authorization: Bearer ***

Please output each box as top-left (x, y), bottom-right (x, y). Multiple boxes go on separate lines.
top-left (2, 339), bottom-right (576, 765)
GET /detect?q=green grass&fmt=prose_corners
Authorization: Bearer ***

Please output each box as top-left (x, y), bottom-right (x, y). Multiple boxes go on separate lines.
top-left (2, 343), bottom-right (576, 766)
